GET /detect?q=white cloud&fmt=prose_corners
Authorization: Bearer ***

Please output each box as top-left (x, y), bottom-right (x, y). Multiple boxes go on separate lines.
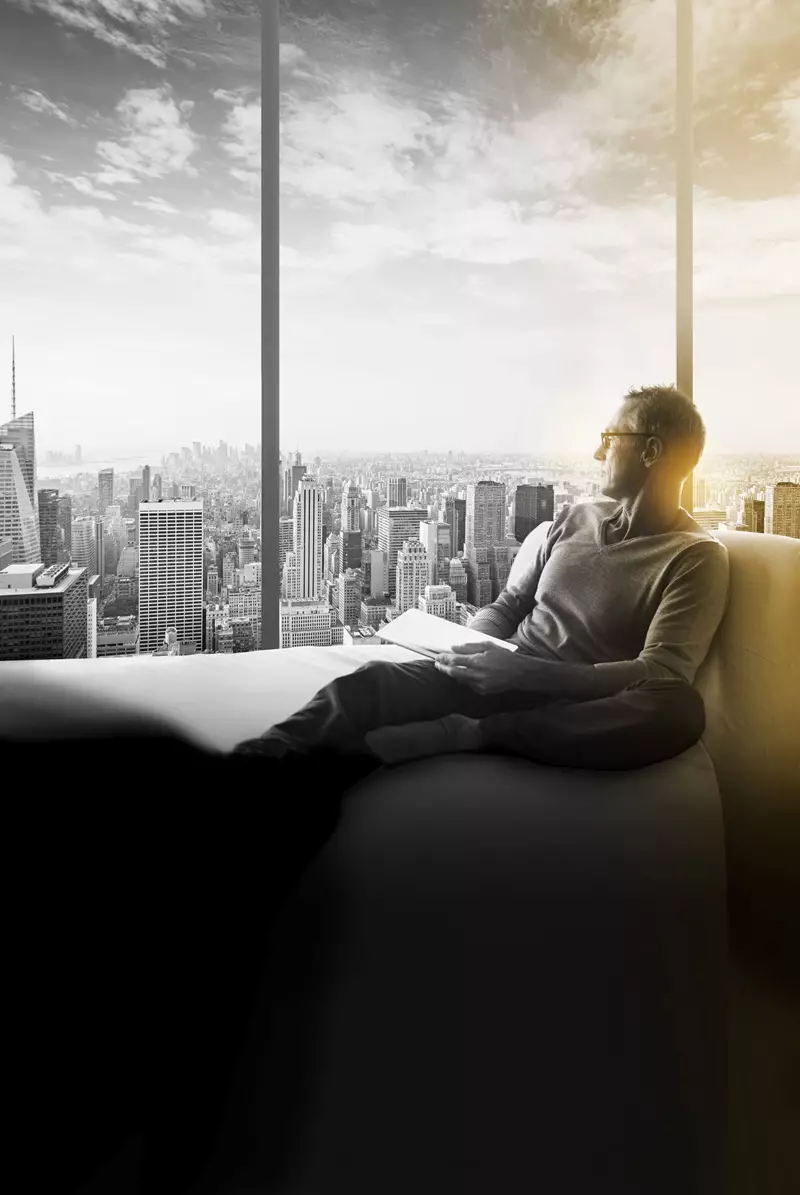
top-left (46, 173), bottom-right (118, 201)
top-left (207, 208), bottom-right (256, 237)
top-left (216, 94), bottom-right (261, 174)
top-left (7, 0), bottom-right (211, 68)
top-left (95, 86), bottom-right (200, 185)
top-left (132, 196), bottom-right (181, 214)
top-left (280, 43), bottom-right (306, 67)
top-left (16, 88), bottom-right (78, 127)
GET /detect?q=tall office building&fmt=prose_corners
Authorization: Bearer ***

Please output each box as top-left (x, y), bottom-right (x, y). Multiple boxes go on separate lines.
top-left (38, 490), bottom-right (72, 566)
top-left (0, 537), bottom-right (12, 570)
top-left (419, 520), bottom-right (452, 586)
top-left (141, 465), bottom-right (151, 504)
top-left (765, 482), bottom-right (800, 538)
top-left (283, 452), bottom-right (306, 516)
top-left (396, 539), bottom-right (429, 613)
top-left (238, 532), bottom-right (255, 569)
top-left (743, 497), bottom-right (765, 534)
top-left (98, 468), bottom-right (114, 516)
top-left (369, 548), bottom-right (389, 598)
top-left (0, 410), bottom-right (37, 513)
top-left (0, 443), bottom-right (39, 563)
top-left (465, 481), bottom-right (506, 608)
top-left (0, 561), bottom-right (88, 660)
top-left (448, 557), bottom-right (468, 603)
top-left (377, 507), bottom-right (427, 601)
top-left (279, 516), bottom-right (294, 570)
top-left (693, 477), bottom-right (708, 510)
top-left (388, 476), bottom-right (407, 508)
top-left (341, 481), bottom-right (363, 572)
top-left (138, 499), bottom-right (204, 654)
top-left (180, 484), bottom-right (196, 501)
top-left (292, 477), bottom-right (324, 600)
top-left (338, 567), bottom-right (363, 626)
top-left (514, 484), bottom-right (555, 543)
top-left (229, 588), bottom-right (261, 645)
top-left (71, 516), bottom-right (97, 575)
top-left (151, 473), bottom-right (163, 503)
top-left (96, 520), bottom-right (105, 592)
top-left (444, 496), bottom-right (466, 554)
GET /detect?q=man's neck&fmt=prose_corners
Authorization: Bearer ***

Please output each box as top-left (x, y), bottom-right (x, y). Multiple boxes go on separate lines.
top-left (608, 490), bottom-right (684, 542)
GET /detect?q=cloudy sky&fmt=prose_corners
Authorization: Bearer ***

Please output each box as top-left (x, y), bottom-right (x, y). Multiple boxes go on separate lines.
top-left (1, 0), bottom-right (798, 459)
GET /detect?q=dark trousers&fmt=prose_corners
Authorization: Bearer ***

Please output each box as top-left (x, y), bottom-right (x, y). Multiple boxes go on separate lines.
top-left (236, 656), bottom-right (707, 772)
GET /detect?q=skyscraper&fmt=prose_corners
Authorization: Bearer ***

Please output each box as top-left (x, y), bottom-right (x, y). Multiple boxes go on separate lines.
top-left (444, 496), bottom-right (466, 554)
top-left (292, 477), bottom-right (324, 600)
top-left (138, 500), bottom-right (204, 654)
top-left (388, 476), bottom-right (408, 508)
top-left (283, 452), bottom-right (305, 516)
top-left (396, 539), bottom-right (429, 613)
top-left (514, 484), bottom-right (555, 543)
top-left (98, 468), bottom-right (114, 517)
top-left (338, 567), bottom-right (363, 626)
top-left (38, 489), bottom-right (72, 566)
top-left (71, 516), bottom-right (97, 576)
top-left (465, 481), bottom-right (506, 608)
top-left (0, 443), bottom-right (39, 563)
top-left (377, 506), bottom-right (428, 601)
top-left (0, 561), bottom-right (88, 660)
top-left (743, 497), bottom-right (765, 534)
top-left (419, 520), bottom-right (452, 586)
top-left (765, 482), bottom-right (800, 538)
top-left (141, 465), bottom-right (151, 504)
top-left (341, 480), bottom-right (363, 572)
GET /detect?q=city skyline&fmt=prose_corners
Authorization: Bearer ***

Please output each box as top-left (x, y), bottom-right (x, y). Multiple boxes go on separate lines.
top-left (1, 1), bottom-right (799, 455)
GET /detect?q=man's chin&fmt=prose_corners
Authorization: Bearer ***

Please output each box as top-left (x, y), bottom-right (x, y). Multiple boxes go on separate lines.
top-left (599, 480), bottom-right (616, 499)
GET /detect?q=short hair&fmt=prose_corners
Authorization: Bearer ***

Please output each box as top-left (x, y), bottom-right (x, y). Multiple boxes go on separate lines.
top-left (622, 384), bottom-right (705, 471)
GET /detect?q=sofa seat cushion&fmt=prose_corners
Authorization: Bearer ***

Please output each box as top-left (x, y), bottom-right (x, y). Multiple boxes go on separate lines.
top-left (247, 744), bottom-right (726, 1195)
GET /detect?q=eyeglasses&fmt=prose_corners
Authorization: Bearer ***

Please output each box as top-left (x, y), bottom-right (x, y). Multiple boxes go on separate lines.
top-left (599, 431), bottom-right (653, 451)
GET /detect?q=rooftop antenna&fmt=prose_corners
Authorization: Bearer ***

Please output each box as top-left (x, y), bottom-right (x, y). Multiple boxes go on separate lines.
top-left (11, 335), bottom-right (16, 420)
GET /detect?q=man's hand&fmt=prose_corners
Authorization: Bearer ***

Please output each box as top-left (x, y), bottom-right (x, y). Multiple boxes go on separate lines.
top-left (434, 641), bottom-right (529, 696)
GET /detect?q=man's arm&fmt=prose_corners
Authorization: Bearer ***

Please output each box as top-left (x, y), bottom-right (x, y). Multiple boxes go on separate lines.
top-left (487, 540), bottom-right (731, 705)
top-left (469, 516), bottom-right (562, 640)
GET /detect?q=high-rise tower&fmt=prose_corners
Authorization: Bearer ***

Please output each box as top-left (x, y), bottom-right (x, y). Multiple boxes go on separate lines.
top-left (138, 499), bottom-right (204, 654)
top-left (292, 477), bottom-right (324, 600)
top-left (465, 481), bottom-right (506, 608)
top-left (98, 468), bottom-right (114, 517)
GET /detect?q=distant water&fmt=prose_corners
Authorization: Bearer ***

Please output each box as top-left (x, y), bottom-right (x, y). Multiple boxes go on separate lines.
top-left (37, 458), bottom-right (150, 480)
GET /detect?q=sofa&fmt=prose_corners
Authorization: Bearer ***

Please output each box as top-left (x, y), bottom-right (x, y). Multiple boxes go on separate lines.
top-left (3, 524), bottom-right (798, 1194)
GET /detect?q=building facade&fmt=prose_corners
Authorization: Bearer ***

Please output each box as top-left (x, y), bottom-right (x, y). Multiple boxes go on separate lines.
top-left (0, 561), bottom-right (88, 660)
top-left (465, 481), bottom-right (507, 608)
top-left (0, 442), bottom-right (39, 563)
top-left (765, 482), bottom-right (800, 538)
top-left (514, 484), bottom-right (555, 543)
top-left (377, 507), bottom-right (427, 602)
top-left (396, 539), bottom-right (429, 614)
top-left (137, 499), bottom-right (204, 654)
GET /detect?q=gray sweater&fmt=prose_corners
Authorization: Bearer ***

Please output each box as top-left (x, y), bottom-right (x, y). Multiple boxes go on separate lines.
top-left (470, 501), bottom-right (730, 689)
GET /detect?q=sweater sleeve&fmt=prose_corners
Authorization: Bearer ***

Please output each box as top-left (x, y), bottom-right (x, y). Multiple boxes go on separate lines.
top-left (468, 512), bottom-right (565, 640)
top-left (593, 540), bottom-right (730, 687)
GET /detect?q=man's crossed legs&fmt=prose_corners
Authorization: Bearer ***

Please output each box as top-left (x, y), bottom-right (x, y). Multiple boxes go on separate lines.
top-left (234, 655), bottom-right (706, 777)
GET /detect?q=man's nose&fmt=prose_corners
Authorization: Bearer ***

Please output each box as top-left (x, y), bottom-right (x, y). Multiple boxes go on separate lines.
top-left (593, 444), bottom-right (605, 462)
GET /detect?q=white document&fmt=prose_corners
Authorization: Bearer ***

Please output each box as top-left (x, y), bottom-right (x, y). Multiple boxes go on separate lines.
top-left (374, 608), bottom-right (518, 660)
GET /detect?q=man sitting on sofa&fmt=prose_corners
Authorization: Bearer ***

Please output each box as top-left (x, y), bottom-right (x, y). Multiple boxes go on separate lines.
top-left (235, 383), bottom-right (730, 778)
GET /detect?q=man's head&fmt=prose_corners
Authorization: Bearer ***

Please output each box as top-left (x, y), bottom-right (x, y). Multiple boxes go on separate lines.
top-left (595, 384), bottom-right (705, 501)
